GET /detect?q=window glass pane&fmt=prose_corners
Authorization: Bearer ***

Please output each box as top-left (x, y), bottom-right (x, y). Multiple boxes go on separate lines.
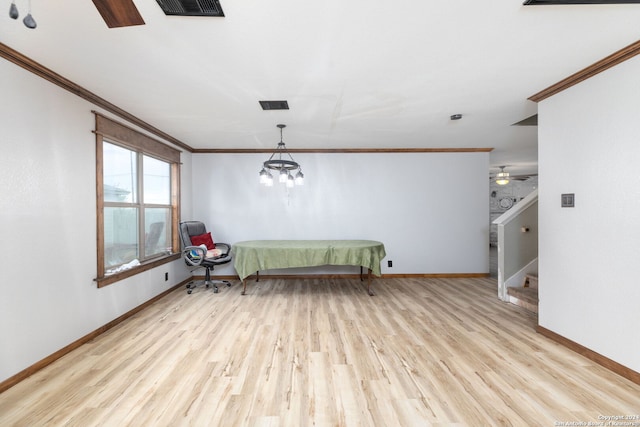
top-left (143, 155), bottom-right (170, 204)
top-left (104, 207), bottom-right (139, 269)
top-left (104, 142), bottom-right (137, 203)
top-left (145, 208), bottom-right (170, 256)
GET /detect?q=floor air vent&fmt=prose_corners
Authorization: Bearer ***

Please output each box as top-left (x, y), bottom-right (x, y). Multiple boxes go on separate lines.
top-left (155, 0), bottom-right (224, 16)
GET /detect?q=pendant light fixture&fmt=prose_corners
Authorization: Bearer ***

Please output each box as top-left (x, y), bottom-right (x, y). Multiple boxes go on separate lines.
top-left (495, 166), bottom-right (510, 185)
top-left (8, 0), bottom-right (37, 28)
top-left (259, 124), bottom-right (304, 187)
top-left (9, 0), bottom-right (18, 18)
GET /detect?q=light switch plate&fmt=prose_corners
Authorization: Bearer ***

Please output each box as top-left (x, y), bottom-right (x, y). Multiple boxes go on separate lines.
top-left (561, 193), bottom-right (575, 208)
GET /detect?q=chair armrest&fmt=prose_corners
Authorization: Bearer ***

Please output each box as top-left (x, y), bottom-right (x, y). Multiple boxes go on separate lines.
top-left (214, 242), bottom-right (231, 257)
top-left (183, 245), bottom-right (206, 266)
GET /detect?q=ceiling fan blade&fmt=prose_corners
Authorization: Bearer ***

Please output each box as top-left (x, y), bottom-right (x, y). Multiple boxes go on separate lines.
top-left (92, 0), bottom-right (145, 28)
top-left (489, 174), bottom-right (538, 180)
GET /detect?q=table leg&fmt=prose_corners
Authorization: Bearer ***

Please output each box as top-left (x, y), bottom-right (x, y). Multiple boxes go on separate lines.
top-left (367, 268), bottom-right (375, 296)
top-left (241, 279), bottom-right (247, 295)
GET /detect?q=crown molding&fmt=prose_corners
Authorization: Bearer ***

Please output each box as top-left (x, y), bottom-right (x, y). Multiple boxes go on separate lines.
top-left (0, 41), bottom-right (193, 152)
top-left (1, 42), bottom-right (495, 155)
top-left (529, 39), bottom-right (640, 102)
top-left (194, 147), bottom-right (493, 154)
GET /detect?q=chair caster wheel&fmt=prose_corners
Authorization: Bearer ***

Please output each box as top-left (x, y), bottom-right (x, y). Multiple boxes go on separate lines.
top-left (214, 287), bottom-right (219, 293)
top-left (187, 289), bottom-right (192, 294)
top-left (225, 281), bottom-right (231, 287)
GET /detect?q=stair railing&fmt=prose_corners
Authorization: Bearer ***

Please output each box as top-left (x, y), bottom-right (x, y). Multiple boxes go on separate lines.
top-left (492, 189), bottom-right (538, 301)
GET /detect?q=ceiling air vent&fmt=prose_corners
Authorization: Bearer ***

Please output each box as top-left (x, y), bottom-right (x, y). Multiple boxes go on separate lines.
top-left (259, 100), bottom-right (289, 110)
top-left (155, 0), bottom-right (224, 16)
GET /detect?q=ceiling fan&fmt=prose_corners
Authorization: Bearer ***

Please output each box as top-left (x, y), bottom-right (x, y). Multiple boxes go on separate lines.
top-left (489, 166), bottom-right (537, 183)
top-left (503, 174), bottom-right (538, 182)
top-left (91, 0), bottom-right (224, 29)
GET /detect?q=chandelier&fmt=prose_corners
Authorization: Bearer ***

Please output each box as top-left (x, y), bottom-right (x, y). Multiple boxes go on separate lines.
top-left (259, 124), bottom-right (304, 187)
top-left (495, 166), bottom-right (510, 185)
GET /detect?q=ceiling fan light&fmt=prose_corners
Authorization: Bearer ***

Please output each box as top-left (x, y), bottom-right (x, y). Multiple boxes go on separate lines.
top-left (495, 167), bottom-right (510, 185)
top-left (496, 173), bottom-right (510, 185)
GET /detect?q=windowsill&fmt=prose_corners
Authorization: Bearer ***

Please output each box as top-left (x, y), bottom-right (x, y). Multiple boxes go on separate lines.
top-left (95, 253), bottom-right (181, 288)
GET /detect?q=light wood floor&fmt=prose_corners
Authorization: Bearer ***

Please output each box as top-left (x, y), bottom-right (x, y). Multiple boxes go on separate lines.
top-left (1, 277), bottom-right (639, 426)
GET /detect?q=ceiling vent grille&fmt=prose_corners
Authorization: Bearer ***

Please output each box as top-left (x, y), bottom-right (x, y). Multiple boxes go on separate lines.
top-left (259, 100), bottom-right (289, 110)
top-left (155, 0), bottom-right (224, 16)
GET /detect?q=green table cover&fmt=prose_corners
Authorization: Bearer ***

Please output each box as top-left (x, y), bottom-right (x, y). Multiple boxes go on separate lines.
top-left (232, 240), bottom-right (386, 281)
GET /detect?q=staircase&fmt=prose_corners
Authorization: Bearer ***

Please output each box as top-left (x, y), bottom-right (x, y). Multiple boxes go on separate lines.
top-left (507, 274), bottom-right (538, 313)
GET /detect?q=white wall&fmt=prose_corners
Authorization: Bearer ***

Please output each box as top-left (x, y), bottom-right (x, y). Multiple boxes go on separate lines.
top-left (538, 55), bottom-right (640, 372)
top-left (0, 59), bottom-right (192, 383)
top-left (191, 151), bottom-right (490, 276)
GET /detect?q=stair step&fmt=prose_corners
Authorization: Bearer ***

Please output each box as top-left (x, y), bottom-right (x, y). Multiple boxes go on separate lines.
top-left (507, 286), bottom-right (538, 313)
top-left (523, 273), bottom-right (538, 289)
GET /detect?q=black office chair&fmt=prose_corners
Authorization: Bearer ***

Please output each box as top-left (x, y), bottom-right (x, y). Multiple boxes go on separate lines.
top-left (179, 221), bottom-right (232, 294)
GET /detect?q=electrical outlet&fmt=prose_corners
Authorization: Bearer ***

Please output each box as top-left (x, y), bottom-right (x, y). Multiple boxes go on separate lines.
top-left (164, 272), bottom-right (169, 281)
top-left (388, 260), bottom-right (393, 268)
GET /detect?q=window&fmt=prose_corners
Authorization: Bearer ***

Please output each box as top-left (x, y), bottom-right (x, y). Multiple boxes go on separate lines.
top-left (95, 114), bottom-right (180, 287)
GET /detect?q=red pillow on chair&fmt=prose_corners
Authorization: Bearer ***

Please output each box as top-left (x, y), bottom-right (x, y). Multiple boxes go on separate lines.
top-left (190, 232), bottom-right (216, 250)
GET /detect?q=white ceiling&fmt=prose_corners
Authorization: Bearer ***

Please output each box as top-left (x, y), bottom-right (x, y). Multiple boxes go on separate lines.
top-left (2, 0), bottom-right (640, 176)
